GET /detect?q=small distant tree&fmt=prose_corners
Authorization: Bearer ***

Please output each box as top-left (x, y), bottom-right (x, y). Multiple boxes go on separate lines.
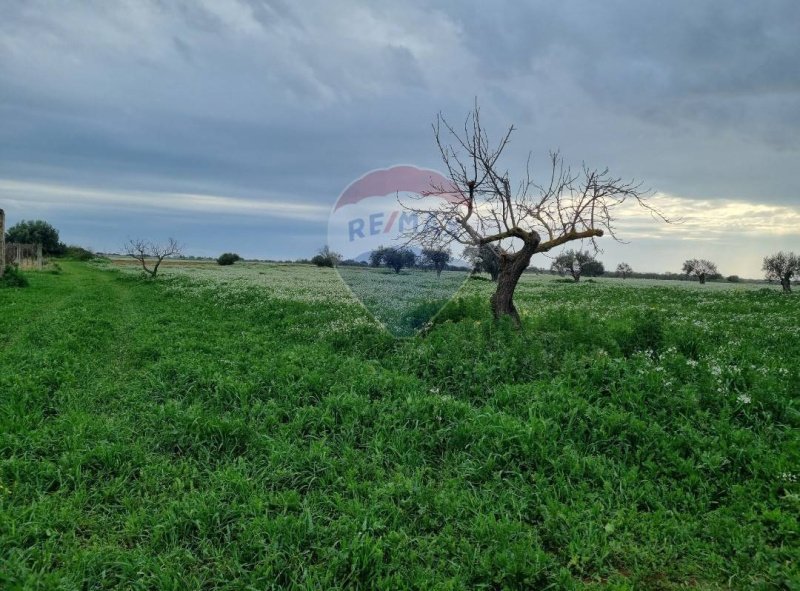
top-left (762, 251), bottom-right (799, 293)
top-left (6, 219), bottom-right (65, 255)
top-left (421, 247), bottom-right (451, 277)
top-left (616, 262), bottom-right (633, 279)
top-left (463, 244), bottom-right (501, 281)
top-left (551, 250), bottom-right (596, 282)
top-left (583, 259), bottom-right (605, 277)
top-left (124, 238), bottom-right (182, 278)
top-left (383, 247), bottom-right (416, 274)
top-left (682, 259), bottom-right (718, 284)
top-left (217, 253), bottom-right (242, 266)
top-left (311, 246), bottom-right (342, 268)
top-left (369, 246), bottom-right (387, 268)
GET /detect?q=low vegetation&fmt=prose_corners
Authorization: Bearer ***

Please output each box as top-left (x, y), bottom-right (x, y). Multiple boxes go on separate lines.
top-left (311, 246), bottom-right (342, 268)
top-left (216, 253), bottom-right (242, 266)
top-left (1, 262), bottom-right (797, 589)
top-left (0, 265), bottom-right (28, 288)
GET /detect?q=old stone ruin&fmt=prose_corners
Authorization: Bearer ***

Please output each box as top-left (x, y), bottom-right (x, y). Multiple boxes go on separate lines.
top-left (0, 209), bottom-right (44, 276)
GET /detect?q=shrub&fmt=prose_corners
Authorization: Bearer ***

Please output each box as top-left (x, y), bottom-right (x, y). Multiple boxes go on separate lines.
top-left (217, 253), bottom-right (242, 266)
top-left (5, 219), bottom-right (65, 255)
top-left (312, 246), bottom-right (342, 268)
top-left (64, 245), bottom-right (95, 261)
top-left (44, 262), bottom-right (63, 275)
top-left (0, 265), bottom-right (29, 288)
top-left (727, 275), bottom-right (740, 283)
top-left (403, 299), bottom-right (449, 331)
top-left (403, 296), bottom-right (484, 332)
top-left (311, 254), bottom-right (334, 267)
top-left (614, 308), bottom-right (665, 357)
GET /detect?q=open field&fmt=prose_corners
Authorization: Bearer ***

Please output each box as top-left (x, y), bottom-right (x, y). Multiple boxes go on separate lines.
top-left (1, 262), bottom-right (798, 589)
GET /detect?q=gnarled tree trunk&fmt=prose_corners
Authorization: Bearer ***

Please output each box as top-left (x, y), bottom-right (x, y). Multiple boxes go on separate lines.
top-left (782, 274), bottom-right (792, 293)
top-left (490, 236), bottom-right (540, 325)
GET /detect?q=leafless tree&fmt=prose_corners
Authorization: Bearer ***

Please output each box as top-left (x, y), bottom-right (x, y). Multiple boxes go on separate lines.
top-left (402, 104), bottom-right (666, 324)
top-left (124, 238), bottom-right (182, 278)
top-left (762, 251), bottom-right (799, 293)
top-left (616, 262), bottom-right (633, 279)
top-left (682, 259), bottom-right (718, 285)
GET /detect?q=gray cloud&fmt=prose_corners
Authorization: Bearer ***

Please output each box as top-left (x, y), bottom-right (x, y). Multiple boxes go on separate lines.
top-left (1, 0), bottom-right (798, 274)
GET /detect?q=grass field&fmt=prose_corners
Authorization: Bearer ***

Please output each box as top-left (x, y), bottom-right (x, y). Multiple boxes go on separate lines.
top-left (1, 262), bottom-right (798, 589)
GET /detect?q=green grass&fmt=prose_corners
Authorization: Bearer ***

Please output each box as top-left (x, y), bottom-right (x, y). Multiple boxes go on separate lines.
top-left (1, 262), bottom-right (798, 589)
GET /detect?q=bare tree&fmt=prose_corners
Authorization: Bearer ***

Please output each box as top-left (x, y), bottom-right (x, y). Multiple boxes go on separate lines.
top-left (402, 104), bottom-right (665, 324)
top-left (762, 251), bottom-right (799, 293)
top-left (124, 238), bottom-right (182, 278)
top-left (616, 262), bottom-right (633, 279)
top-left (682, 259), bottom-right (718, 285)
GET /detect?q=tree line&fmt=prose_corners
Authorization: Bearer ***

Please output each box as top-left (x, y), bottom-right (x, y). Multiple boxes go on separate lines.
top-left (308, 241), bottom-right (799, 292)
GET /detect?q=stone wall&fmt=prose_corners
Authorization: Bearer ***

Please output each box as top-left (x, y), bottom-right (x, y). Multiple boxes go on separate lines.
top-left (6, 243), bottom-right (43, 270)
top-left (0, 208), bottom-right (5, 277)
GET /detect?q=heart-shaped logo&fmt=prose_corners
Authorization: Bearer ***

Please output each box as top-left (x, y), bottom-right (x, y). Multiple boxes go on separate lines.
top-left (328, 165), bottom-right (471, 336)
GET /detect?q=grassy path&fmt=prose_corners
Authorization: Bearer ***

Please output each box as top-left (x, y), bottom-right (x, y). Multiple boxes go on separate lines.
top-left (1, 263), bottom-right (797, 589)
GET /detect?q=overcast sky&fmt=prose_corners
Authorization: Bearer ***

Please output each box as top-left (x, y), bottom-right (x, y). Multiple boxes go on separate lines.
top-left (1, 0), bottom-right (799, 276)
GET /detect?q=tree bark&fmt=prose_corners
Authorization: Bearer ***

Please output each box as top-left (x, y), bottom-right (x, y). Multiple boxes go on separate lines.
top-left (782, 274), bottom-right (792, 293)
top-left (490, 236), bottom-right (540, 325)
top-left (699, 273), bottom-right (706, 285)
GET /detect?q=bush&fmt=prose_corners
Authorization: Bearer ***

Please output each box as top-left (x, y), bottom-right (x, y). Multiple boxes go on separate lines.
top-left (403, 299), bottom-right (449, 331)
top-left (613, 308), bottom-right (665, 357)
top-left (311, 254), bottom-right (334, 267)
top-left (5, 219), bottom-right (65, 255)
top-left (63, 245), bottom-right (95, 261)
top-left (312, 246), bottom-right (342, 268)
top-left (217, 253), bottom-right (242, 266)
top-left (727, 275), bottom-right (740, 283)
top-left (403, 296), bottom-right (484, 332)
top-left (0, 265), bottom-right (29, 288)
top-left (44, 262), bottom-right (63, 275)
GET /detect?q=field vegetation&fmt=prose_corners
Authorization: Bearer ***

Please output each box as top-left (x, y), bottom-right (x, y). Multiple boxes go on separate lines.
top-left (1, 262), bottom-right (798, 589)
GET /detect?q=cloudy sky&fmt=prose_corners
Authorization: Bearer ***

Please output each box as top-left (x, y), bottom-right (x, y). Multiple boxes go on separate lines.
top-left (1, 0), bottom-right (798, 276)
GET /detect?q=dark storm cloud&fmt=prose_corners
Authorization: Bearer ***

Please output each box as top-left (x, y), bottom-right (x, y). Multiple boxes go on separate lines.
top-left (0, 0), bottom-right (798, 273)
